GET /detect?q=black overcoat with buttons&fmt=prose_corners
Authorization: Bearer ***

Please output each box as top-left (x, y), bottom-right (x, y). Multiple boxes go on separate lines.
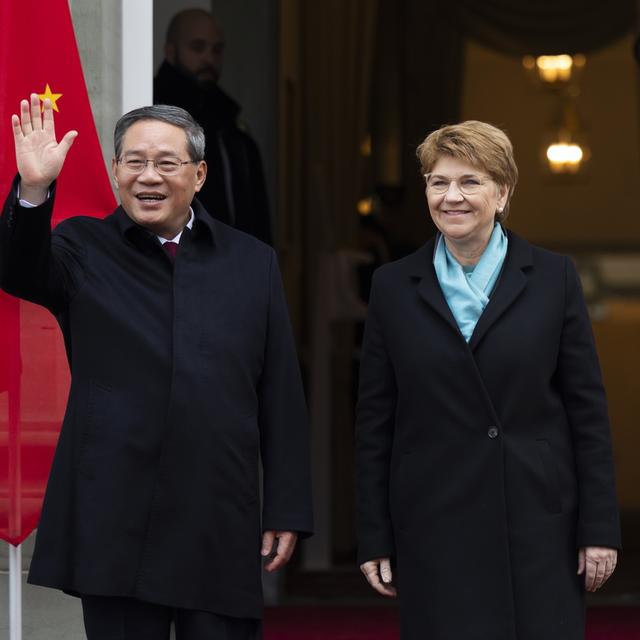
top-left (0, 178), bottom-right (313, 619)
top-left (355, 231), bottom-right (621, 640)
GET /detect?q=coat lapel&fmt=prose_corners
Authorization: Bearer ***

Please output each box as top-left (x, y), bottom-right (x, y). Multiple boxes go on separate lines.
top-left (469, 231), bottom-right (533, 351)
top-left (408, 232), bottom-right (533, 348)
top-left (409, 239), bottom-right (462, 339)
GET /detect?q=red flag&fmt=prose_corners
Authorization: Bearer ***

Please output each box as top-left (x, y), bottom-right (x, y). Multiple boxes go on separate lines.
top-left (0, 0), bottom-right (117, 545)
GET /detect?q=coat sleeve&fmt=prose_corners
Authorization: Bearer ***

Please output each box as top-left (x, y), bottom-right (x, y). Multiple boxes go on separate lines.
top-left (0, 176), bottom-right (84, 314)
top-left (258, 249), bottom-right (313, 536)
top-left (355, 270), bottom-right (397, 565)
top-left (557, 257), bottom-right (621, 550)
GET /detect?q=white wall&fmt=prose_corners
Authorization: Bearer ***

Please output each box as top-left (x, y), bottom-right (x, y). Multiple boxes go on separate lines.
top-left (122, 0), bottom-right (154, 114)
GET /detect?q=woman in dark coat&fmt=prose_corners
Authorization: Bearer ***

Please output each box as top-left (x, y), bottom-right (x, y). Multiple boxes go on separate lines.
top-left (355, 121), bottom-right (620, 640)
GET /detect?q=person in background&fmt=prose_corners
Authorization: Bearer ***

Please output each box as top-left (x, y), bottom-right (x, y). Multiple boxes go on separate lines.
top-left (154, 8), bottom-right (272, 245)
top-left (355, 120), bottom-right (620, 640)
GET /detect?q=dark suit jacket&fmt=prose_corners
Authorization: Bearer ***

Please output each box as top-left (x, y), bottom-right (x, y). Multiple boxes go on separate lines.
top-left (355, 231), bottom-right (620, 640)
top-left (0, 178), bottom-right (312, 618)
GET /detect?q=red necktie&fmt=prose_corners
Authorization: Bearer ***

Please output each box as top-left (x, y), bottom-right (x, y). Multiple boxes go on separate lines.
top-left (163, 241), bottom-right (179, 262)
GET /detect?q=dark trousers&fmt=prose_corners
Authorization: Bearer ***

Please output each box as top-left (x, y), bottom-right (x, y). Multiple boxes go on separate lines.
top-left (81, 595), bottom-right (262, 640)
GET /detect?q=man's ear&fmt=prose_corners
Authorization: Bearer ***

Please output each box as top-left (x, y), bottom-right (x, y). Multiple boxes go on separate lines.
top-left (194, 161), bottom-right (207, 192)
top-left (111, 157), bottom-right (119, 187)
top-left (165, 42), bottom-right (176, 65)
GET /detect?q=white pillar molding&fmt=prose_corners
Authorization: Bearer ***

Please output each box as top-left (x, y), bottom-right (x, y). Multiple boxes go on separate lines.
top-left (9, 544), bottom-right (22, 640)
top-left (68, 0), bottom-right (122, 172)
top-left (122, 0), bottom-right (154, 113)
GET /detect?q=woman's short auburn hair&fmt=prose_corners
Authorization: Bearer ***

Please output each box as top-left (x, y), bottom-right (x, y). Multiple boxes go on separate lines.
top-left (416, 120), bottom-right (519, 223)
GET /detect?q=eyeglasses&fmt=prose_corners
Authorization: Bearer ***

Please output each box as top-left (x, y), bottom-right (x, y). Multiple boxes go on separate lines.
top-left (118, 157), bottom-right (198, 176)
top-left (424, 173), bottom-right (492, 195)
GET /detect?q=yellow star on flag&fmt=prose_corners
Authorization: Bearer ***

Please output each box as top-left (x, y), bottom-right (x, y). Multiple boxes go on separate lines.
top-left (38, 84), bottom-right (63, 112)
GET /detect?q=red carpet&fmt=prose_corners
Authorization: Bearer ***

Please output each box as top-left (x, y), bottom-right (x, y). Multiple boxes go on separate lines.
top-left (263, 606), bottom-right (640, 639)
top-left (587, 607), bottom-right (640, 639)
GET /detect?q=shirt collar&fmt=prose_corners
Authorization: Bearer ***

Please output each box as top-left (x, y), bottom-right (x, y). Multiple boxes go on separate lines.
top-left (157, 208), bottom-right (194, 244)
top-left (114, 197), bottom-right (216, 247)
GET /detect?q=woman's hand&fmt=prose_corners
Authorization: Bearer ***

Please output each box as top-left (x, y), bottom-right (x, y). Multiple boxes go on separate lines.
top-left (360, 557), bottom-right (397, 597)
top-left (578, 546), bottom-right (617, 592)
top-left (12, 94), bottom-right (77, 203)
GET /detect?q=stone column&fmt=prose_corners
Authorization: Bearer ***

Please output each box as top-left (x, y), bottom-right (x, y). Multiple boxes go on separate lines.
top-left (69, 0), bottom-right (122, 170)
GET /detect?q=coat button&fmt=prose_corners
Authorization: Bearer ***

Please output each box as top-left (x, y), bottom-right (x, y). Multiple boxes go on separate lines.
top-left (488, 426), bottom-right (499, 439)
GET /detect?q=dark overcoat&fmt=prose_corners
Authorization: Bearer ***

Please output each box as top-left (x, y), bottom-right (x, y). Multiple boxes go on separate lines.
top-left (355, 231), bottom-right (621, 640)
top-left (0, 179), bottom-right (313, 619)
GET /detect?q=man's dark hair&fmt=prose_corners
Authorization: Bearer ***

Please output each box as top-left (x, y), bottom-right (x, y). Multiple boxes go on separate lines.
top-left (114, 104), bottom-right (206, 161)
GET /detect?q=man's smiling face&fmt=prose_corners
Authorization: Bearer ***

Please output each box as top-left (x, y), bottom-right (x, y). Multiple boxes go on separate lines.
top-left (112, 119), bottom-right (206, 239)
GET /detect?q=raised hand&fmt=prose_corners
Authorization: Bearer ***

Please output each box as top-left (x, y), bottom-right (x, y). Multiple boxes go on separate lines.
top-left (12, 93), bottom-right (78, 197)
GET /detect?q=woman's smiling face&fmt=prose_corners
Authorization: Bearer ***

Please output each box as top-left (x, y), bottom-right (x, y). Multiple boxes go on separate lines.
top-left (425, 155), bottom-right (509, 248)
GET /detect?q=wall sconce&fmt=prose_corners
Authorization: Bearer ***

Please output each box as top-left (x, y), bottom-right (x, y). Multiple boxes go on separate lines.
top-left (524, 53), bottom-right (590, 174)
top-left (357, 196), bottom-right (374, 216)
top-left (522, 54), bottom-right (586, 86)
top-left (542, 101), bottom-right (590, 175)
top-left (360, 134), bottom-right (372, 158)
top-left (546, 141), bottom-right (585, 174)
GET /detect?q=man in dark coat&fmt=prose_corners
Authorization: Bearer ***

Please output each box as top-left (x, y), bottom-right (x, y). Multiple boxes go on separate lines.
top-left (154, 8), bottom-right (272, 245)
top-left (0, 95), bottom-right (312, 639)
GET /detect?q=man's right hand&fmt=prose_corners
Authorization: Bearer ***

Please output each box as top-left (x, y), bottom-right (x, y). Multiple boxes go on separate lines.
top-left (12, 93), bottom-right (78, 204)
top-left (360, 557), bottom-right (397, 597)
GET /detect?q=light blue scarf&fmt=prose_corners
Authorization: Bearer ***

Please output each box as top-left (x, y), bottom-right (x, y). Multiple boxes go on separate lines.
top-left (433, 224), bottom-right (508, 342)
